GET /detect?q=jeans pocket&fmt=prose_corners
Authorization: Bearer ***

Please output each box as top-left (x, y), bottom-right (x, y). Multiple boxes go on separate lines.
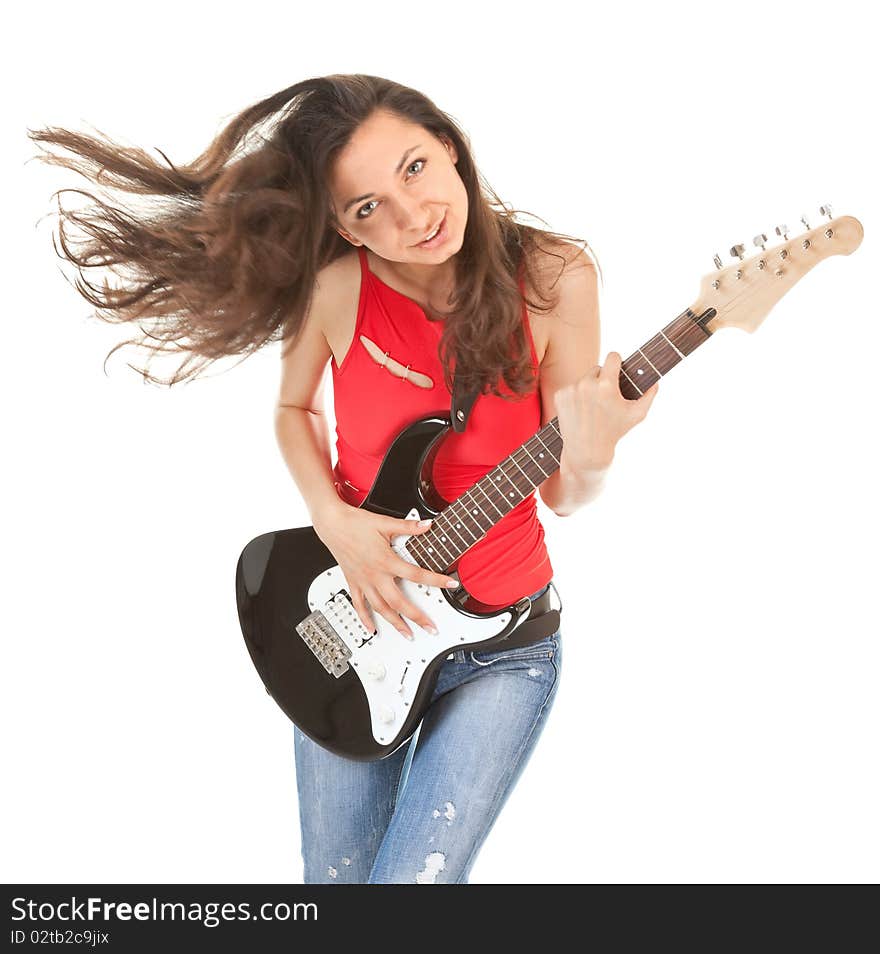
top-left (468, 631), bottom-right (559, 667)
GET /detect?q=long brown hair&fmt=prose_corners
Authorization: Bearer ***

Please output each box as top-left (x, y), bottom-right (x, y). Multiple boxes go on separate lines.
top-left (27, 74), bottom-right (596, 397)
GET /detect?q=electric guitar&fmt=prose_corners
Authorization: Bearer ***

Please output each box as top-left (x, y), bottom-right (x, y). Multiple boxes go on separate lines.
top-left (235, 207), bottom-right (863, 762)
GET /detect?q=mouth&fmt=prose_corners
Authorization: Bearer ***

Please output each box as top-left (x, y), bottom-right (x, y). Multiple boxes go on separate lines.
top-left (414, 212), bottom-right (449, 249)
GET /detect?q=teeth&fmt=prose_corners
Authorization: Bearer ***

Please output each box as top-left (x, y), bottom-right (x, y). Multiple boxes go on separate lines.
top-left (422, 222), bottom-right (441, 243)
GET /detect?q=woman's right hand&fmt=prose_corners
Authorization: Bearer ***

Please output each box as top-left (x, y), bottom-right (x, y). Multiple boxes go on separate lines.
top-left (312, 501), bottom-right (460, 641)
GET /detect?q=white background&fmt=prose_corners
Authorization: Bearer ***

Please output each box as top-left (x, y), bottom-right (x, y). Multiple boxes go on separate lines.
top-left (5, 0), bottom-right (878, 884)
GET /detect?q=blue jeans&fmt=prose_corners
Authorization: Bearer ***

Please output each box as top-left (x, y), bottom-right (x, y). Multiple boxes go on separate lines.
top-left (292, 582), bottom-right (562, 884)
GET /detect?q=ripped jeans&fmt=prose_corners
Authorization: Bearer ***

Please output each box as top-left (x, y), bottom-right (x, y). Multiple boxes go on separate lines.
top-left (292, 582), bottom-right (562, 884)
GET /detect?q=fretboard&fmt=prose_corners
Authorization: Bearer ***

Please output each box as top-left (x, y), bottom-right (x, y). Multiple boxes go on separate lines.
top-left (405, 307), bottom-right (715, 574)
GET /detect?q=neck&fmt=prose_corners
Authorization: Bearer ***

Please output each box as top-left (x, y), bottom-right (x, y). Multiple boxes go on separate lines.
top-left (372, 249), bottom-right (458, 298)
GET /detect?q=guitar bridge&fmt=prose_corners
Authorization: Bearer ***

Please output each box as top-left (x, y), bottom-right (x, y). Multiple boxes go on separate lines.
top-left (295, 605), bottom-right (354, 678)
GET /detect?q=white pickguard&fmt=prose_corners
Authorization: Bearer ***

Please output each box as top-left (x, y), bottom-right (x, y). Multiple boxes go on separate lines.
top-left (303, 509), bottom-right (514, 746)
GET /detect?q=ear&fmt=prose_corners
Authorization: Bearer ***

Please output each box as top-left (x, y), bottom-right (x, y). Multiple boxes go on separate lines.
top-left (335, 226), bottom-right (362, 246)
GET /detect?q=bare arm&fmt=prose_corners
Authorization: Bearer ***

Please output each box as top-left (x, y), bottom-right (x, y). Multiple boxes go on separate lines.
top-left (274, 323), bottom-right (344, 527)
top-left (272, 261), bottom-right (458, 640)
top-left (538, 244), bottom-right (658, 516)
top-left (536, 244), bottom-right (605, 517)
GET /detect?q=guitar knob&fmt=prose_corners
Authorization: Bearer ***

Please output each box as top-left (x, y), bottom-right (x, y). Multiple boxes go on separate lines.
top-left (729, 244), bottom-right (746, 260)
top-left (713, 253), bottom-right (723, 269)
top-left (378, 704), bottom-right (395, 724)
top-left (820, 203), bottom-right (833, 221)
top-left (753, 233), bottom-right (767, 251)
top-left (775, 224), bottom-right (789, 240)
top-left (365, 661), bottom-right (387, 681)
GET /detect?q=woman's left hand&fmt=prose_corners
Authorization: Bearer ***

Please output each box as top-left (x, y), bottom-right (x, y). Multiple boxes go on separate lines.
top-left (553, 351), bottom-right (659, 471)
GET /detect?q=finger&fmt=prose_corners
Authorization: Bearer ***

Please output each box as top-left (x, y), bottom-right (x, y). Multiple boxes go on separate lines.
top-left (601, 351), bottom-right (622, 378)
top-left (393, 589), bottom-right (437, 636)
top-left (421, 569), bottom-right (461, 591)
top-left (390, 522), bottom-right (459, 590)
top-left (632, 381), bottom-right (659, 417)
top-left (639, 380), bottom-right (659, 403)
top-left (390, 585), bottom-right (438, 635)
top-left (399, 516), bottom-right (435, 535)
top-left (367, 588), bottom-right (414, 641)
top-left (394, 556), bottom-right (458, 592)
top-left (351, 590), bottom-right (378, 636)
top-left (598, 353), bottom-right (622, 389)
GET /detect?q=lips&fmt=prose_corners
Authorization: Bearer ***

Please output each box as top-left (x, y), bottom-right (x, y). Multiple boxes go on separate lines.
top-left (416, 213), bottom-right (446, 246)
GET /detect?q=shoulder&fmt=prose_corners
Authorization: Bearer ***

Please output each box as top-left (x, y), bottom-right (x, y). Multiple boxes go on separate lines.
top-left (525, 238), bottom-right (600, 431)
top-left (279, 247), bottom-right (359, 362)
top-left (521, 237), bottom-right (598, 365)
top-left (305, 247), bottom-right (361, 350)
top-left (277, 248), bottom-right (363, 409)
top-left (523, 236), bottom-right (595, 299)
top-left (313, 247), bottom-right (361, 318)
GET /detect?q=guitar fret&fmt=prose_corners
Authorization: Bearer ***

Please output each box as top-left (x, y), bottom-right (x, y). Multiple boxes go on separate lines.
top-left (623, 352), bottom-right (659, 390)
top-left (492, 464), bottom-right (519, 503)
top-left (404, 307), bottom-right (713, 571)
top-left (415, 541), bottom-right (442, 571)
top-left (424, 525), bottom-right (456, 565)
top-left (523, 443), bottom-right (551, 479)
top-left (442, 511), bottom-right (472, 548)
top-left (642, 333), bottom-right (681, 375)
top-left (462, 495), bottom-right (486, 532)
top-left (498, 460), bottom-right (526, 503)
top-left (489, 469), bottom-right (516, 508)
top-left (533, 431), bottom-right (559, 467)
top-left (510, 450), bottom-right (533, 484)
top-left (475, 481), bottom-right (504, 518)
top-left (460, 499), bottom-right (482, 537)
top-left (620, 366), bottom-right (643, 397)
top-left (666, 309), bottom-right (711, 355)
top-left (660, 329), bottom-right (685, 359)
top-left (637, 347), bottom-right (661, 377)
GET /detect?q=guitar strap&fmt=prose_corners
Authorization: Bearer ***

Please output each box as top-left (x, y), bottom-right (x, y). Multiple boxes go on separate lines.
top-left (450, 364), bottom-right (480, 433)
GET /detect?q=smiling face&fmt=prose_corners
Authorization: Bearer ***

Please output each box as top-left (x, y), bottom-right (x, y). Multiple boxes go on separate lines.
top-left (327, 109), bottom-right (468, 277)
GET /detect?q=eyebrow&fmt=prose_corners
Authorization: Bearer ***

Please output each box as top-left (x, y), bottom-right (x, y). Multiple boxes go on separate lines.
top-left (343, 144), bottom-right (422, 215)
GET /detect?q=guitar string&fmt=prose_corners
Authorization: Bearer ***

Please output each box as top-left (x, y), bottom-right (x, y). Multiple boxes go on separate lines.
top-left (402, 305), bottom-right (703, 571)
top-left (404, 247), bottom-right (811, 573)
top-left (403, 311), bottom-right (689, 572)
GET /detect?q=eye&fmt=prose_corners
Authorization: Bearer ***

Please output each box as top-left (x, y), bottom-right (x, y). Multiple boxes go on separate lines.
top-left (356, 158), bottom-right (427, 219)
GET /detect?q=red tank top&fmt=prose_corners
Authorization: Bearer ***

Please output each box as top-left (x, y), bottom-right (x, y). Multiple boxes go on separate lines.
top-left (330, 246), bottom-right (553, 605)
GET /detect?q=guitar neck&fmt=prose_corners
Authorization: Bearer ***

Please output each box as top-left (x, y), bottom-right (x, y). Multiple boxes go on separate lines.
top-left (405, 306), bottom-right (717, 573)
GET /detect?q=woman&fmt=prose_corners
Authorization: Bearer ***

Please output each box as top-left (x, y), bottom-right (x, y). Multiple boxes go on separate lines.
top-left (28, 74), bottom-right (658, 883)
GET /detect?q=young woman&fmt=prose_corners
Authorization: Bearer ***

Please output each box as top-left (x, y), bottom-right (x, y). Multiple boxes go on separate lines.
top-left (29, 73), bottom-right (658, 884)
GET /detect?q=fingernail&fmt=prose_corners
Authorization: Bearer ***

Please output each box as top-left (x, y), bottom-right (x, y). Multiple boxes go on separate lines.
top-left (446, 579), bottom-right (458, 588)
top-left (418, 519), bottom-right (432, 527)
top-left (425, 624), bottom-right (438, 635)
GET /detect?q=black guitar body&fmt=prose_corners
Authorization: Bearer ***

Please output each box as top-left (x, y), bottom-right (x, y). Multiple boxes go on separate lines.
top-left (235, 413), bottom-right (530, 761)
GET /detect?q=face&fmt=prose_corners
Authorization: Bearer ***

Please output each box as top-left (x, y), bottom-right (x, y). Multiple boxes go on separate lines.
top-left (327, 109), bottom-right (468, 269)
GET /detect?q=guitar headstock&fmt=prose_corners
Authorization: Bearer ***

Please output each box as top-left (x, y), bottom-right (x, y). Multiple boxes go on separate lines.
top-left (693, 207), bottom-right (863, 334)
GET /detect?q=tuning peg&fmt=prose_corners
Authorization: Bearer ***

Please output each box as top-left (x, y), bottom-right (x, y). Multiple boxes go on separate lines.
top-left (775, 224), bottom-right (789, 240)
top-left (729, 244), bottom-right (746, 260)
top-left (820, 203), bottom-right (833, 221)
top-left (801, 214), bottom-right (811, 230)
top-left (753, 233), bottom-right (767, 250)
top-left (713, 253), bottom-right (723, 269)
